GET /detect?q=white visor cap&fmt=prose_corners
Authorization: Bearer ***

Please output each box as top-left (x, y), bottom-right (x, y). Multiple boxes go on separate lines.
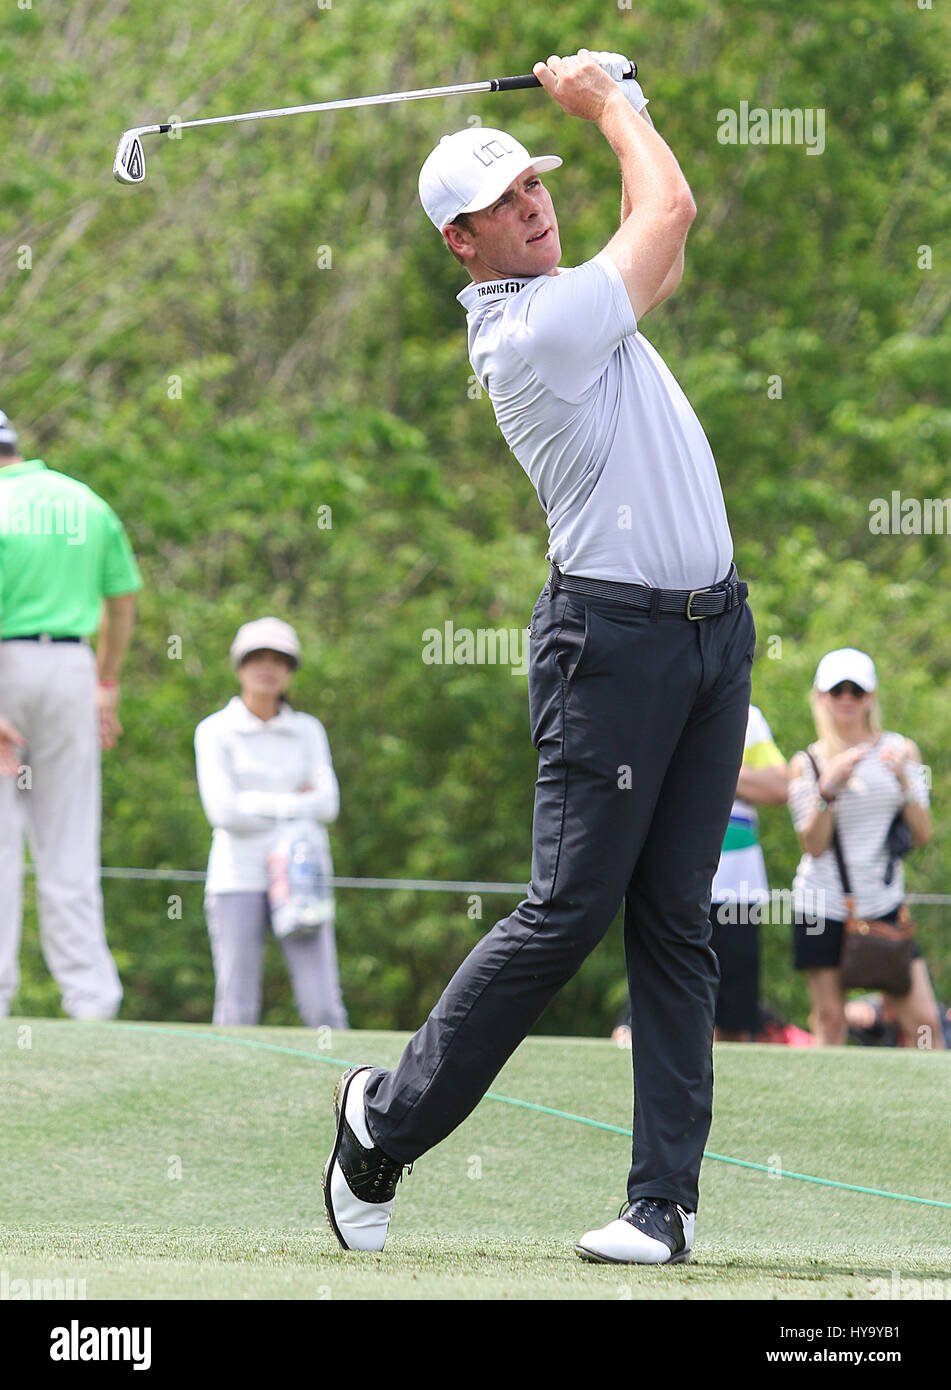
top-left (419, 127), bottom-right (562, 231)
top-left (230, 617), bottom-right (301, 671)
top-left (814, 648), bottom-right (877, 693)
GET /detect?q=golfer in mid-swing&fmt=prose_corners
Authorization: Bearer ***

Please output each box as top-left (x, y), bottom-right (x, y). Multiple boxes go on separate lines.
top-left (325, 49), bottom-right (755, 1263)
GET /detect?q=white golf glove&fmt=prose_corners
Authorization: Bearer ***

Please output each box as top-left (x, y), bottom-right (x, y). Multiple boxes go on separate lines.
top-left (586, 49), bottom-right (649, 113)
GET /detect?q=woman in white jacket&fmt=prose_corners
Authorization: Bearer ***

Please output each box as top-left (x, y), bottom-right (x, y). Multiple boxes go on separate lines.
top-left (194, 617), bottom-right (348, 1029)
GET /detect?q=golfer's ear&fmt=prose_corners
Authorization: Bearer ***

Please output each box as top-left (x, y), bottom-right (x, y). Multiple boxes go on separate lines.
top-left (443, 223), bottom-right (474, 260)
top-left (444, 223), bottom-right (475, 261)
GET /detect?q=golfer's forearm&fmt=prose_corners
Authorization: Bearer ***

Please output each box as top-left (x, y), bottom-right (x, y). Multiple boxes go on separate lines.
top-left (620, 106), bottom-right (656, 225)
top-left (97, 593), bottom-right (136, 681)
top-left (600, 92), bottom-right (694, 225)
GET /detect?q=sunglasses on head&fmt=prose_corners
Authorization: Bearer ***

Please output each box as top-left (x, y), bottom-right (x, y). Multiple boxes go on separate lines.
top-left (829, 681), bottom-right (867, 699)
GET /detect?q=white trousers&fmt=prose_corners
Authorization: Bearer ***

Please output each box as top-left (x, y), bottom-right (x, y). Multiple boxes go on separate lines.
top-left (0, 641), bottom-right (122, 1019)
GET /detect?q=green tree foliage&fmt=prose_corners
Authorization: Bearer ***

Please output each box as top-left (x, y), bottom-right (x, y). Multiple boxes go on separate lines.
top-left (2, 0), bottom-right (949, 1031)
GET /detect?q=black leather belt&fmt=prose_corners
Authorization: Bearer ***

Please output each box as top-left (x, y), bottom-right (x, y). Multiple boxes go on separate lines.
top-left (549, 563), bottom-right (748, 620)
top-left (3, 634), bottom-right (83, 643)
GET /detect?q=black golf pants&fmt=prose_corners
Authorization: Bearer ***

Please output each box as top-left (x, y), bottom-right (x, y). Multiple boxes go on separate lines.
top-left (364, 580), bottom-right (755, 1212)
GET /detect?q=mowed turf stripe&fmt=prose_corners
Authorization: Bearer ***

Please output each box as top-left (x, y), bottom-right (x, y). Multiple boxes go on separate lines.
top-left (100, 1021), bottom-right (951, 1213)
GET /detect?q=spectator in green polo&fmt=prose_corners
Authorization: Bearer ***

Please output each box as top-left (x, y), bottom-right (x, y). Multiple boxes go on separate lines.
top-left (0, 408), bottom-right (142, 1019)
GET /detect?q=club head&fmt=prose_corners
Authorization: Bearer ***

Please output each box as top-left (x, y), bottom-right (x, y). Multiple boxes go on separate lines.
top-left (113, 130), bottom-right (147, 184)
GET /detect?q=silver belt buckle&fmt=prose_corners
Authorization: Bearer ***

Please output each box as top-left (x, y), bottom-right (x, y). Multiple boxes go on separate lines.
top-left (685, 588), bottom-right (713, 620)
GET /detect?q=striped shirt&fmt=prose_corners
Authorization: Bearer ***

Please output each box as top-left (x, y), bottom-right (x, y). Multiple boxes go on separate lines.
top-left (788, 732), bottom-right (929, 921)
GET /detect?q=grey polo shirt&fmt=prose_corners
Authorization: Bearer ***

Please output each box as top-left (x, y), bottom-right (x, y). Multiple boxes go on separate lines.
top-left (457, 253), bottom-right (734, 590)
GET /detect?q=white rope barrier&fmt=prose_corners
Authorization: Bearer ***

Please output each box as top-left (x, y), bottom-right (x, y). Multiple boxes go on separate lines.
top-left (21, 864), bottom-right (528, 894)
top-left (20, 863), bottom-right (951, 904)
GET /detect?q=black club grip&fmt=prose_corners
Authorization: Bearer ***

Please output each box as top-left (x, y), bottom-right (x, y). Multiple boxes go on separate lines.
top-left (491, 63), bottom-right (636, 92)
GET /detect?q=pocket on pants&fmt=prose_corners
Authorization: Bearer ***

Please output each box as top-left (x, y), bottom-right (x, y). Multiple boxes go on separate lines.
top-left (529, 595), bottom-right (592, 683)
top-left (552, 599), bottom-right (591, 684)
top-left (528, 597), bottom-right (593, 749)
top-left (550, 608), bottom-right (586, 683)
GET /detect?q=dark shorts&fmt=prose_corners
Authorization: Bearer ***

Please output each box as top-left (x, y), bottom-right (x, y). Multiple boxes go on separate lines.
top-left (709, 904), bottom-right (760, 1033)
top-left (793, 906), bottom-right (921, 971)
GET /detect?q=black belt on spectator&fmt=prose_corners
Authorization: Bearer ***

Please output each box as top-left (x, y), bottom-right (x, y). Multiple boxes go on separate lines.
top-left (548, 563), bottom-right (748, 620)
top-left (3, 634), bottom-right (83, 643)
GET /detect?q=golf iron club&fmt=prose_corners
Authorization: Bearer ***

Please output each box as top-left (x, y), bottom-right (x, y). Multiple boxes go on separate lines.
top-left (112, 64), bottom-right (636, 184)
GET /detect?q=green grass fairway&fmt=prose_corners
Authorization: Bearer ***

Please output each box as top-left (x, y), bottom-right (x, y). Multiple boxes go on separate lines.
top-left (1, 1019), bottom-right (949, 1300)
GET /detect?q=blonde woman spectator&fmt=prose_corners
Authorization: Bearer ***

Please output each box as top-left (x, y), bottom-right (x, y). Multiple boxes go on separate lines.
top-left (787, 648), bottom-right (942, 1048)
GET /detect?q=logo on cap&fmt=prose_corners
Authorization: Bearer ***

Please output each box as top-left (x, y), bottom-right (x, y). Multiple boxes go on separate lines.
top-left (472, 138), bottom-right (514, 168)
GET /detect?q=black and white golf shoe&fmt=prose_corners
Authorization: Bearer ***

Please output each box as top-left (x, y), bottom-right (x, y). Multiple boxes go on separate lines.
top-left (323, 1066), bottom-right (410, 1252)
top-left (574, 1197), bottom-right (694, 1265)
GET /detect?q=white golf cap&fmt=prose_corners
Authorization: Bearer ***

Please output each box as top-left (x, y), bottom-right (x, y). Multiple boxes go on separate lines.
top-left (814, 648), bottom-right (877, 693)
top-left (0, 410), bottom-right (18, 446)
top-left (418, 126), bottom-right (562, 231)
top-left (230, 617), bottom-right (301, 670)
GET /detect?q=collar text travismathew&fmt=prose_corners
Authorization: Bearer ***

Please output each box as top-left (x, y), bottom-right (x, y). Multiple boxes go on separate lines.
top-left (50, 1320), bottom-right (152, 1371)
top-left (475, 279), bottom-right (526, 297)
